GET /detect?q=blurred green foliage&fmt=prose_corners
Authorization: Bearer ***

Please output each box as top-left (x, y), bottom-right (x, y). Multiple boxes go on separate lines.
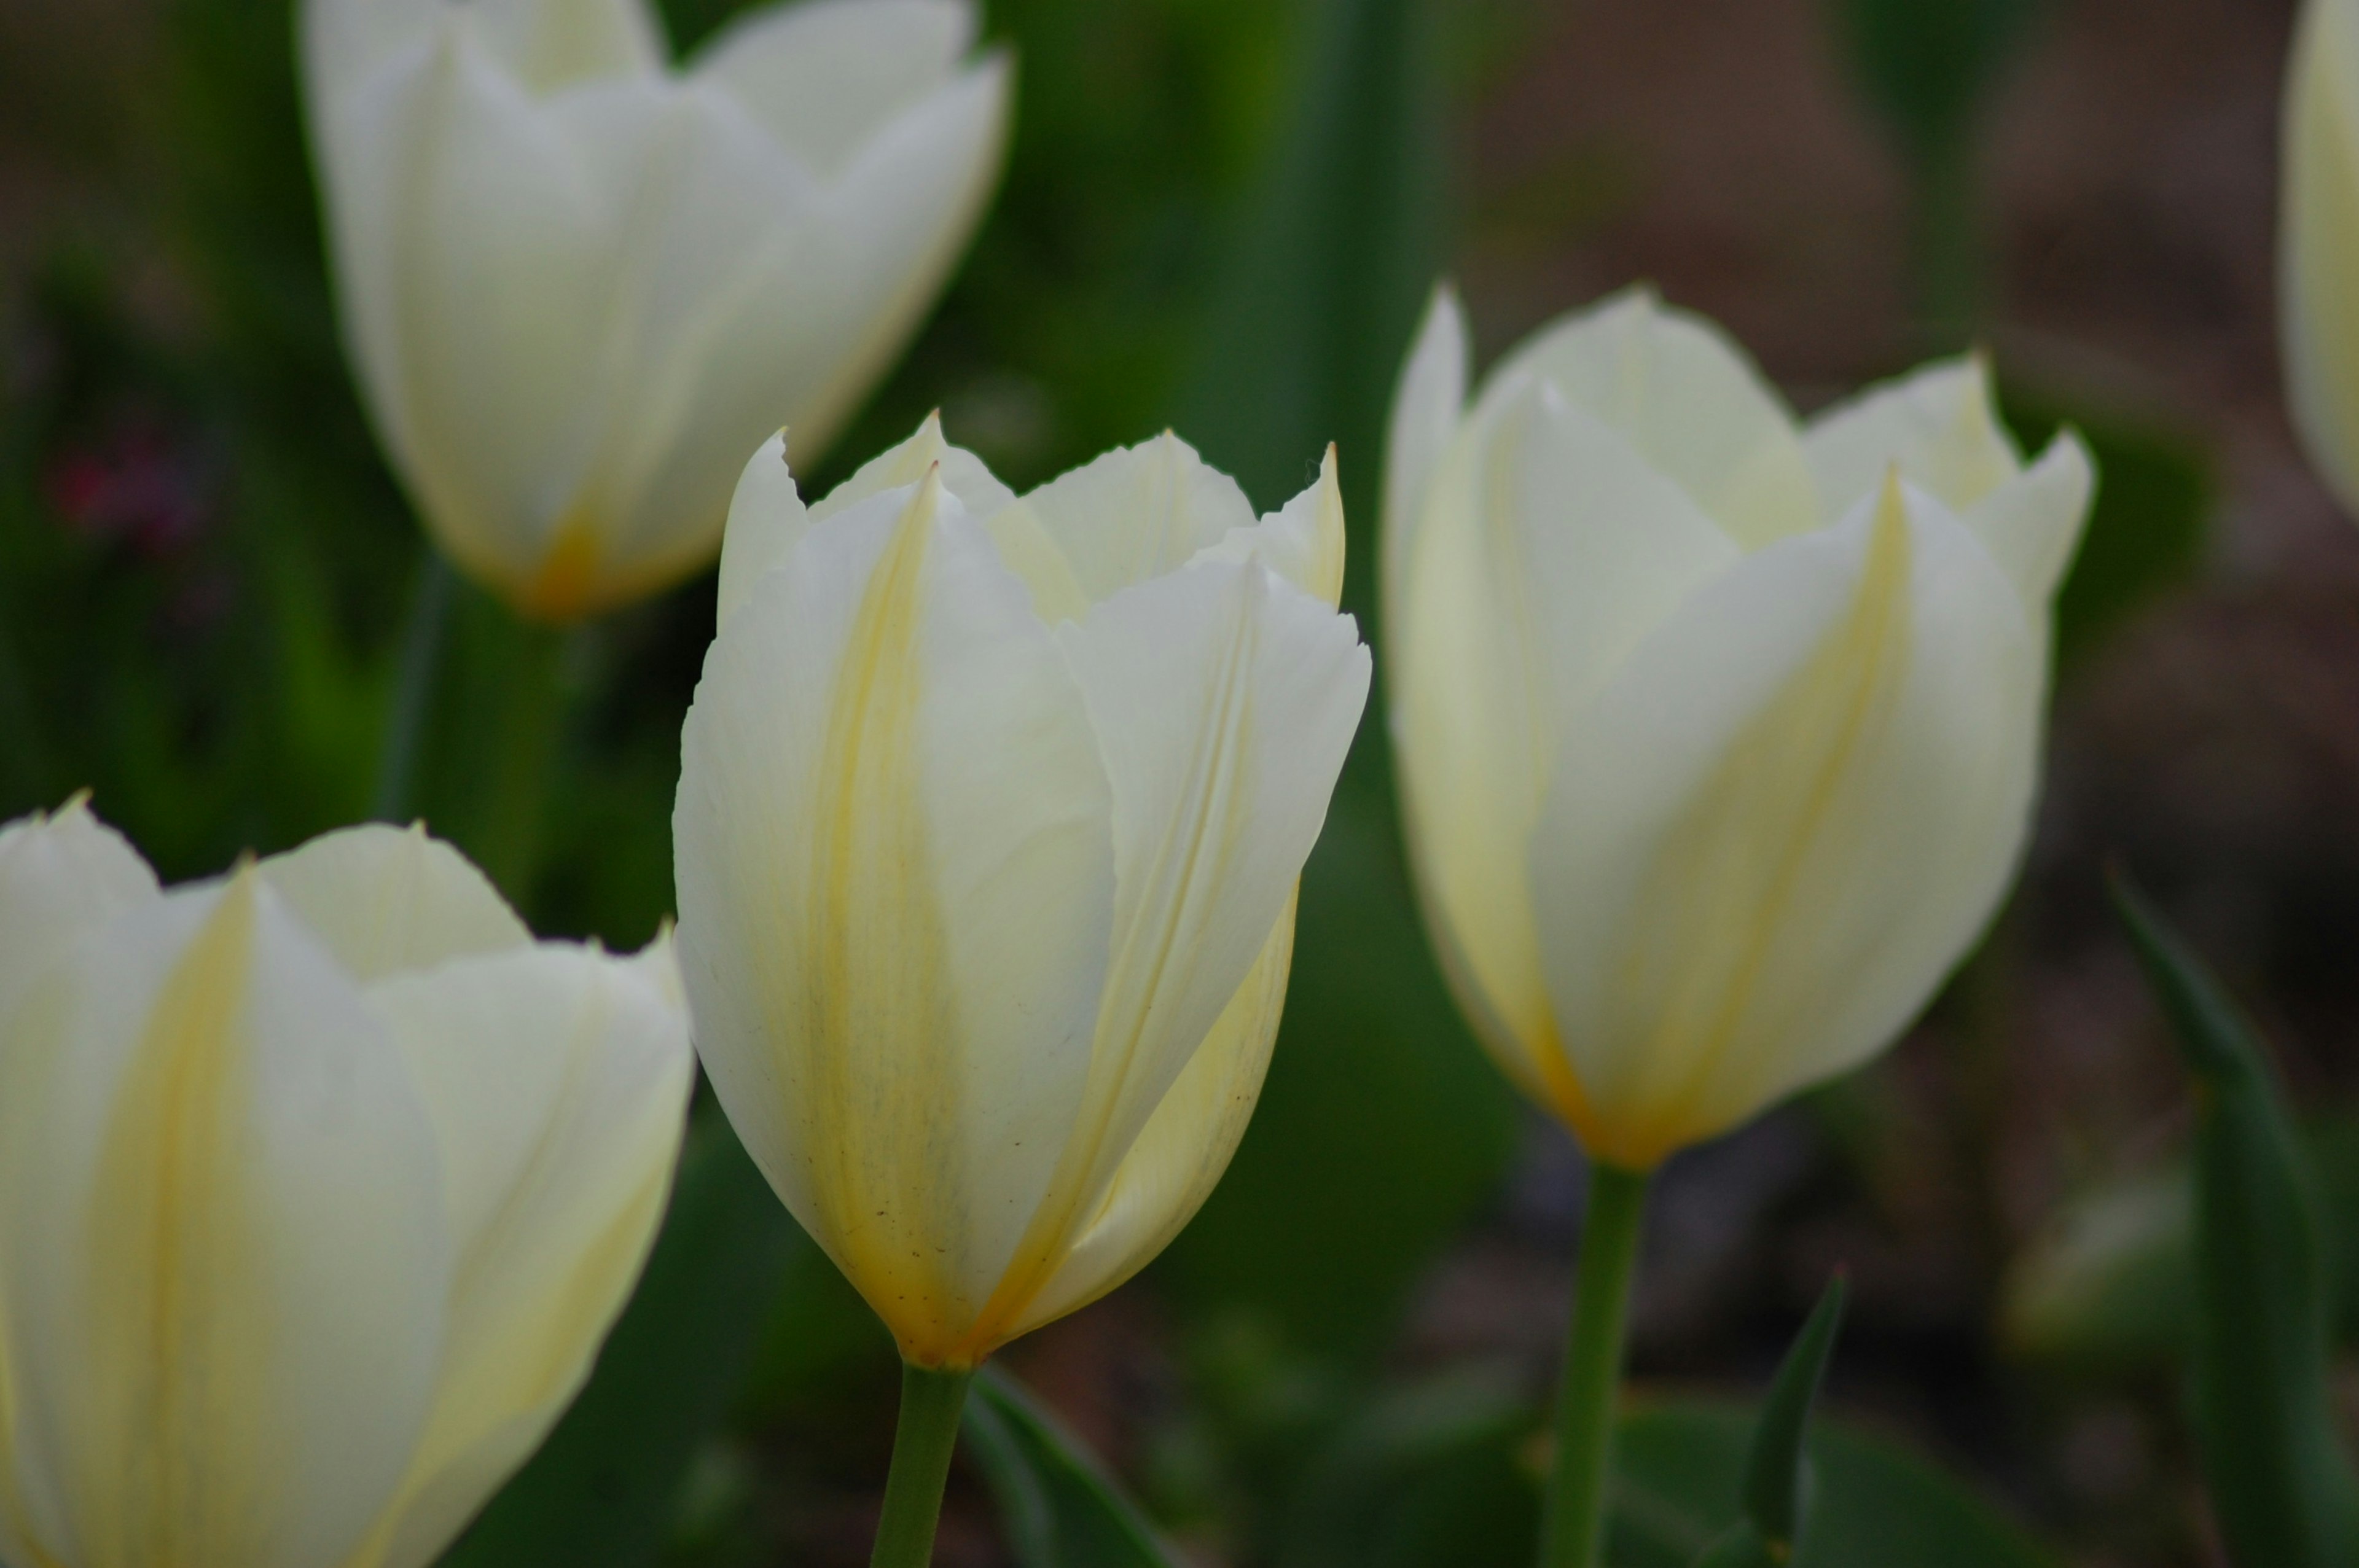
top-left (1828, 0), bottom-right (2040, 333)
top-left (2004, 1112), bottom-right (2359, 1371)
top-left (1829, 0), bottom-right (2036, 173)
top-left (2111, 877), bottom-right (2359, 1568)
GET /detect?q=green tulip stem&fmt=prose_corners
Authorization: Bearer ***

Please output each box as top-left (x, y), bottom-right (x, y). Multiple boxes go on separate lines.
top-left (370, 552), bottom-right (453, 824)
top-left (466, 611), bottom-right (573, 904)
top-left (870, 1362), bottom-right (976, 1568)
top-left (1539, 1161), bottom-right (1652, 1568)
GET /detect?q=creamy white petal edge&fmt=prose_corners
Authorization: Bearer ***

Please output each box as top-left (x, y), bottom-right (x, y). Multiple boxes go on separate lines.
top-left (302, 0), bottom-right (1009, 618)
top-left (0, 813), bottom-right (690, 1568)
top-left (678, 431), bottom-right (1366, 1364)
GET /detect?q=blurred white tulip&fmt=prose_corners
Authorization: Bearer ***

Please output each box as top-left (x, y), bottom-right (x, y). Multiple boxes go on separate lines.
top-left (2283, 0), bottom-right (2359, 517)
top-left (674, 416), bottom-right (1367, 1367)
top-left (0, 801), bottom-right (692, 1568)
top-left (302, 0), bottom-right (1011, 619)
top-left (1385, 286), bottom-right (2094, 1170)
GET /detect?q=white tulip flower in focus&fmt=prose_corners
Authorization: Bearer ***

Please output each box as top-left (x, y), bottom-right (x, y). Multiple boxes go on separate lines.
top-left (0, 801), bottom-right (692, 1568)
top-left (674, 416), bottom-right (1368, 1369)
top-left (303, 0), bottom-right (1011, 620)
top-left (1385, 286), bottom-right (2095, 1172)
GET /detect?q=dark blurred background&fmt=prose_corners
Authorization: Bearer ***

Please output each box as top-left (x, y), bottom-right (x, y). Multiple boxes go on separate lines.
top-left (0, 1), bottom-right (2341, 1566)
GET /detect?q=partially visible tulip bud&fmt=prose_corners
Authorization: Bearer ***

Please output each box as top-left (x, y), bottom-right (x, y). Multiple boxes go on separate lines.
top-left (2283, 0), bottom-right (2359, 515)
top-left (0, 802), bottom-right (692, 1568)
top-left (675, 416), bottom-right (1367, 1370)
top-left (1385, 286), bottom-right (2094, 1171)
top-left (302, 0), bottom-right (1011, 620)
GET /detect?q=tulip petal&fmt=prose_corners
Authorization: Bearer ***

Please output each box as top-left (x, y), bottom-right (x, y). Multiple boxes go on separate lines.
top-left (0, 875), bottom-right (448, 1568)
top-left (353, 936), bottom-right (691, 1568)
top-left (518, 77), bottom-right (836, 613)
top-left (812, 410), bottom-right (1020, 528)
top-left (1383, 283), bottom-right (1470, 646)
top-left (1007, 894), bottom-right (1295, 1340)
top-left (1192, 443), bottom-right (1348, 607)
top-left (984, 431), bottom-right (1261, 611)
top-left (694, 0), bottom-right (975, 177)
top-left (472, 0), bottom-right (665, 93)
top-left (1477, 287), bottom-right (1820, 548)
top-left (302, 0), bottom-right (445, 104)
top-left (1391, 381), bottom-right (1737, 1105)
top-left (0, 802), bottom-right (160, 1032)
top-left (1961, 429), bottom-right (2096, 608)
top-left (958, 563), bottom-right (1366, 1355)
top-left (363, 26), bottom-right (660, 599)
top-left (714, 430), bottom-right (807, 627)
top-left (1801, 356), bottom-right (2022, 517)
top-left (1530, 480), bottom-right (2041, 1167)
top-left (2284, 0), bottom-right (2359, 516)
top-left (257, 823), bottom-right (531, 985)
top-left (715, 408), bottom-right (1021, 633)
top-left (676, 476), bottom-right (1115, 1362)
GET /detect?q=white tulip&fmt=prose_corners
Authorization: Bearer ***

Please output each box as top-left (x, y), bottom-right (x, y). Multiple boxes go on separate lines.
top-left (2283, 0), bottom-right (2359, 516)
top-left (302, 0), bottom-right (1011, 619)
top-left (1384, 287), bottom-right (2095, 1171)
top-left (674, 416), bottom-right (1367, 1367)
top-left (0, 802), bottom-right (692, 1568)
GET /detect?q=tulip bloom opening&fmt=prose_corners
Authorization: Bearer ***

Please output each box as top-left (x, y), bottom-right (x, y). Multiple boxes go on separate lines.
top-left (0, 802), bottom-right (692, 1568)
top-left (1383, 285), bottom-right (2094, 1568)
top-left (1385, 284), bottom-right (2095, 1174)
top-left (302, 0), bottom-right (1011, 620)
top-left (673, 417), bottom-right (1369, 1563)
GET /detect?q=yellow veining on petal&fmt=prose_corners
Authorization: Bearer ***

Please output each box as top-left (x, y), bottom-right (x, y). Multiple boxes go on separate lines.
top-left (800, 470), bottom-right (968, 1363)
top-left (1001, 892), bottom-right (1297, 1339)
top-left (1583, 474), bottom-right (1914, 1169)
top-left (949, 577), bottom-right (1263, 1365)
top-left (84, 868), bottom-right (263, 1566)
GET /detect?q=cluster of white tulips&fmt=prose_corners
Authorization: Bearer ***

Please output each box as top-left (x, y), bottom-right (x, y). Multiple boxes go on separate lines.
top-left (24, 0), bottom-right (2359, 1561)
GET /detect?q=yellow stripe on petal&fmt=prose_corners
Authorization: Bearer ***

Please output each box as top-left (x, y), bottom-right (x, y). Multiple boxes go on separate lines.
top-left (1597, 474), bottom-right (1913, 1169)
top-left (804, 470), bottom-right (969, 1363)
top-left (83, 869), bottom-right (264, 1567)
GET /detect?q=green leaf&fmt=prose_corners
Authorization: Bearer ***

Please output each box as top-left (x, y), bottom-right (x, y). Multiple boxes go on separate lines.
top-left (964, 1365), bottom-right (1186, 1568)
top-left (1612, 1403), bottom-right (2062, 1568)
top-left (1740, 1276), bottom-right (1848, 1551)
top-left (2108, 873), bottom-right (2359, 1568)
top-left (442, 1114), bottom-right (804, 1568)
